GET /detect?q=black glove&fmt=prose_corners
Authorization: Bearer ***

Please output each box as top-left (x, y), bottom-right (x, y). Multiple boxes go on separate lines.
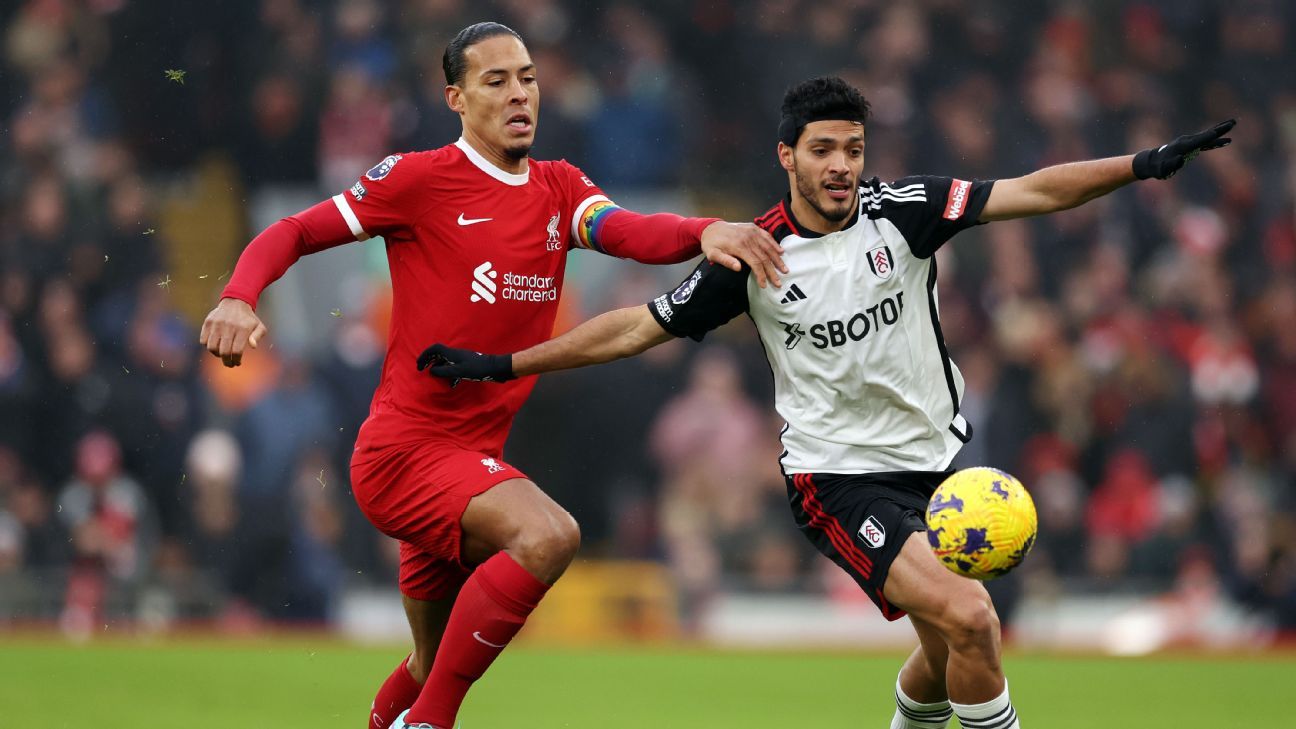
top-left (1133, 119), bottom-right (1235, 180)
top-left (416, 344), bottom-right (515, 388)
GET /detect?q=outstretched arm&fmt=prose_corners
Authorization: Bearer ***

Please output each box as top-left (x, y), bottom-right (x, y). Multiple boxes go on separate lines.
top-left (419, 258), bottom-right (750, 386)
top-left (979, 119), bottom-right (1234, 222)
top-left (201, 199), bottom-right (357, 367)
top-left (417, 306), bottom-right (672, 385)
top-left (979, 155), bottom-right (1137, 221)
top-left (514, 306), bottom-right (672, 375)
top-left (577, 200), bottom-right (787, 288)
top-left (205, 152), bottom-right (425, 367)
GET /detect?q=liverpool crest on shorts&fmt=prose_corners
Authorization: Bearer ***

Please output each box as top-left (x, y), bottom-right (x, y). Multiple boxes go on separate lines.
top-left (867, 245), bottom-right (894, 280)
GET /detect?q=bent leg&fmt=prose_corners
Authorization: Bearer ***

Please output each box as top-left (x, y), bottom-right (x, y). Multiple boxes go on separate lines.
top-left (884, 531), bottom-right (1003, 704)
top-left (367, 595), bottom-right (454, 728)
top-left (889, 615), bottom-right (953, 729)
top-left (885, 532), bottom-right (1021, 727)
top-left (779, 471), bottom-right (1014, 726)
top-left (457, 477), bottom-right (582, 582)
top-left (781, 472), bottom-right (958, 726)
top-left (406, 478), bottom-right (580, 728)
top-left (352, 443), bottom-right (570, 729)
top-left (900, 615), bottom-right (950, 702)
top-left (404, 594), bottom-right (456, 682)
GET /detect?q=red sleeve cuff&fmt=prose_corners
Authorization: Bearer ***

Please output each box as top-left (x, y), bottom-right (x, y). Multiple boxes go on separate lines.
top-left (682, 217), bottom-right (721, 241)
top-left (218, 287), bottom-right (260, 311)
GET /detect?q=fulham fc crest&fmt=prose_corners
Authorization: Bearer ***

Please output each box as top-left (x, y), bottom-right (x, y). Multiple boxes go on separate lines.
top-left (867, 245), bottom-right (895, 280)
top-left (859, 516), bottom-right (886, 548)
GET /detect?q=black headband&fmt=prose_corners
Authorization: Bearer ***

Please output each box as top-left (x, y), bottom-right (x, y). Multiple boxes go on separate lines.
top-left (778, 111), bottom-right (868, 146)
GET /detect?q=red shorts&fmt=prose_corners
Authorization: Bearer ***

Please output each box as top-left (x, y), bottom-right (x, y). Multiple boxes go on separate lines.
top-left (350, 440), bottom-right (527, 601)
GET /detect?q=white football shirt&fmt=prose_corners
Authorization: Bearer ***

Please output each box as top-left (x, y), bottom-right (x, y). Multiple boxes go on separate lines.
top-left (649, 175), bottom-right (995, 474)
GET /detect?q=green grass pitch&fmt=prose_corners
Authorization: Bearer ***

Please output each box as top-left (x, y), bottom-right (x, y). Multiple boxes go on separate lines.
top-left (2, 638), bottom-right (1291, 727)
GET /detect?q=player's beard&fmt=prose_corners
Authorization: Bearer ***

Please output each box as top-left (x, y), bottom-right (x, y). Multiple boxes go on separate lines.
top-left (794, 165), bottom-right (858, 224)
top-left (503, 141), bottom-right (532, 161)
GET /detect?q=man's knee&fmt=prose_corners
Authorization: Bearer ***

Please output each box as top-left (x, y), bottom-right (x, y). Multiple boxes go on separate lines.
top-left (511, 511), bottom-right (581, 576)
top-left (938, 592), bottom-right (999, 651)
top-left (460, 479), bottom-right (582, 577)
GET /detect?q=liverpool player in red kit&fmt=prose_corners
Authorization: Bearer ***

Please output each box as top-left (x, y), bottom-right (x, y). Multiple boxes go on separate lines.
top-left (200, 22), bottom-right (784, 729)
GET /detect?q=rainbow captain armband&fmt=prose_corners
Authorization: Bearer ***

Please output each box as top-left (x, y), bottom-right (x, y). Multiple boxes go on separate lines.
top-left (575, 199), bottom-right (622, 253)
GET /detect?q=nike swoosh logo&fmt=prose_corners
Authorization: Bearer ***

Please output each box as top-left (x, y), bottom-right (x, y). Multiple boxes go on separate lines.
top-left (458, 213), bottom-right (492, 226)
top-left (472, 631), bottom-right (508, 649)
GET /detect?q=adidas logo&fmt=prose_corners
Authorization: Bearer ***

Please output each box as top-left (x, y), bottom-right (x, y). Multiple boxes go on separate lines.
top-left (779, 284), bottom-right (808, 304)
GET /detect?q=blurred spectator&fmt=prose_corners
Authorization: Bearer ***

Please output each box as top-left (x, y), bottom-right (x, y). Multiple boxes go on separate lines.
top-left (181, 429), bottom-right (244, 597)
top-left (0, 446), bottom-right (64, 576)
top-left (651, 345), bottom-right (791, 621)
top-left (282, 449), bottom-right (346, 621)
top-left (56, 431), bottom-right (157, 636)
top-left (582, 4), bottom-right (683, 189)
top-left (0, 312), bottom-right (38, 455)
top-left (329, 0), bottom-right (397, 81)
top-left (236, 72), bottom-right (318, 184)
top-left (1087, 449), bottom-right (1162, 545)
top-left (95, 174), bottom-right (163, 298)
top-left (236, 357), bottom-right (337, 509)
top-left (317, 65), bottom-right (393, 192)
top-left (225, 358), bottom-right (337, 617)
top-left (13, 174), bottom-right (73, 282)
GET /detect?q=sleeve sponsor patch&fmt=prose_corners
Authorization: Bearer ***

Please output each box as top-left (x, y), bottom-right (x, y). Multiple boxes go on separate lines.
top-left (648, 261), bottom-right (749, 340)
top-left (365, 154), bottom-right (403, 181)
top-left (652, 295), bottom-right (674, 323)
top-left (349, 181), bottom-right (367, 201)
top-left (942, 179), bottom-right (972, 220)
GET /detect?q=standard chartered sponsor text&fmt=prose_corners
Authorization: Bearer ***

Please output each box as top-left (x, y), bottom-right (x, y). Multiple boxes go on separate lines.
top-left (502, 272), bottom-right (558, 302)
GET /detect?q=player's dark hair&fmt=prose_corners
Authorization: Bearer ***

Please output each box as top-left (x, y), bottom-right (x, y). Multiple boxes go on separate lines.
top-left (443, 22), bottom-right (525, 86)
top-left (778, 76), bottom-right (872, 146)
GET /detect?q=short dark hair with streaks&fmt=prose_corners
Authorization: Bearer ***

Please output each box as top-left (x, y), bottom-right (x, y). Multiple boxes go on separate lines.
top-left (778, 77), bottom-right (872, 146)
top-left (443, 22), bottom-right (525, 86)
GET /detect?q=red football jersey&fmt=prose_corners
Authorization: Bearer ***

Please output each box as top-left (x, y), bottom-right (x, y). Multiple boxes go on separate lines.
top-left (335, 140), bottom-right (611, 458)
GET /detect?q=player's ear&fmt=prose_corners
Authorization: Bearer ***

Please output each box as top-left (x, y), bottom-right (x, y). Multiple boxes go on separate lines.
top-left (445, 85), bottom-right (465, 114)
top-left (777, 142), bottom-right (795, 172)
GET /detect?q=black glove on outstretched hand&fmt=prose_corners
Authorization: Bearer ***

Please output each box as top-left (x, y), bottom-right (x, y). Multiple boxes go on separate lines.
top-left (416, 343), bottom-right (515, 387)
top-left (1133, 119), bottom-right (1235, 180)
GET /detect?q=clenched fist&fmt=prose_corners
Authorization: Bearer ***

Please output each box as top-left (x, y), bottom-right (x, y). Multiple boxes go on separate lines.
top-left (199, 298), bottom-right (268, 367)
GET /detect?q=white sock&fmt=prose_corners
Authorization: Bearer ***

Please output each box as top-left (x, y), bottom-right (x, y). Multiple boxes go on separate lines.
top-left (950, 681), bottom-right (1020, 729)
top-left (890, 679), bottom-right (953, 729)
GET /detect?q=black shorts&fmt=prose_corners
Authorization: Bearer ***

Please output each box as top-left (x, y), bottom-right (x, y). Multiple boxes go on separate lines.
top-left (786, 469), bottom-right (953, 621)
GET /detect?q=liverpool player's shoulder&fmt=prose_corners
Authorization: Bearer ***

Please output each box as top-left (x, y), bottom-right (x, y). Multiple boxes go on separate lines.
top-left (358, 148), bottom-right (444, 184)
top-left (378, 145), bottom-right (481, 192)
top-left (532, 157), bottom-right (595, 188)
top-left (401, 145), bottom-right (463, 174)
top-left (528, 156), bottom-right (572, 174)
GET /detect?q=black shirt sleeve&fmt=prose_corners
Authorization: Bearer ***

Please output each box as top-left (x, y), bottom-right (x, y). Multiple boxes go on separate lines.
top-left (870, 175), bottom-right (996, 258)
top-left (647, 259), bottom-right (750, 341)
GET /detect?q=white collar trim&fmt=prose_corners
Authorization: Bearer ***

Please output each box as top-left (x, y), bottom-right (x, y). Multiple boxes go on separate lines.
top-left (454, 137), bottom-right (529, 186)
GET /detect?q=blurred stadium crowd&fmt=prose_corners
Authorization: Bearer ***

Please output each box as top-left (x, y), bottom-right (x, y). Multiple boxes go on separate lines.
top-left (1, 0), bottom-right (1294, 637)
